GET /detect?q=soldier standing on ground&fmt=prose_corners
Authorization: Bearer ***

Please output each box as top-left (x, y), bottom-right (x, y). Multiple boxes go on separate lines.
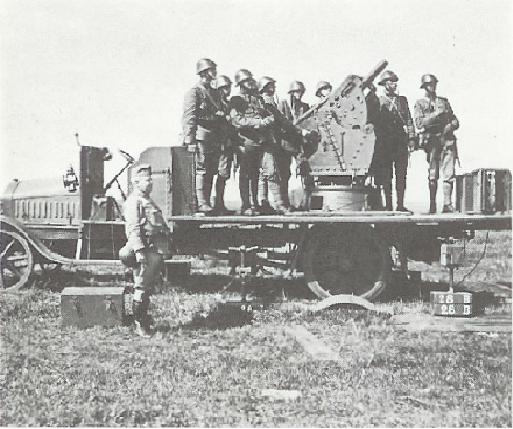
top-left (280, 81), bottom-right (310, 209)
top-left (229, 69), bottom-right (275, 215)
top-left (182, 58), bottom-right (222, 214)
top-left (376, 70), bottom-right (416, 212)
top-left (414, 74), bottom-right (459, 213)
top-left (122, 164), bottom-right (169, 337)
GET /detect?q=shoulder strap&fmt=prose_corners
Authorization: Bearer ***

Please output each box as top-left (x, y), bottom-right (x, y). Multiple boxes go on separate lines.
top-left (136, 197), bottom-right (145, 222)
top-left (197, 84), bottom-right (221, 110)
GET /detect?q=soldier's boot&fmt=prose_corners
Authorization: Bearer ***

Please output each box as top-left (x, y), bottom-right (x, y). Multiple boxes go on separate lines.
top-left (280, 180), bottom-right (291, 209)
top-left (429, 180), bottom-right (437, 214)
top-left (384, 185), bottom-right (393, 211)
top-left (204, 175), bottom-right (214, 208)
top-left (269, 181), bottom-right (290, 215)
top-left (132, 296), bottom-right (151, 338)
top-left (196, 174), bottom-right (214, 214)
top-left (240, 178), bottom-right (255, 215)
top-left (250, 179), bottom-right (260, 212)
top-left (396, 187), bottom-right (411, 213)
top-left (442, 181), bottom-right (454, 213)
top-left (258, 177), bottom-right (274, 214)
top-left (299, 188), bottom-right (312, 211)
top-left (259, 199), bottom-right (275, 215)
top-left (213, 177), bottom-right (233, 215)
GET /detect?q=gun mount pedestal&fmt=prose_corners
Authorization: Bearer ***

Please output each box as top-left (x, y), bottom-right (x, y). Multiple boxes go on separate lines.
top-left (309, 177), bottom-right (380, 212)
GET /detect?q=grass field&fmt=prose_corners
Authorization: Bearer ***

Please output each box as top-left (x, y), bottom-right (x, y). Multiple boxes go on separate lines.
top-left (0, 231), bottom-right (511, 427)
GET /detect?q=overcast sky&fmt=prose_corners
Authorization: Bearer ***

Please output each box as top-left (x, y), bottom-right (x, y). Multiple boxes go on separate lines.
top-left (1, 0), bottom-right (512, 208)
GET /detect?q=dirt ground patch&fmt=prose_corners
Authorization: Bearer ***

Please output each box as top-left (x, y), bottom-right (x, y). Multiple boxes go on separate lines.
top-left (1, 230), bottom-right (511, 427)
top-left (1, 286), bottom-right (511, 427)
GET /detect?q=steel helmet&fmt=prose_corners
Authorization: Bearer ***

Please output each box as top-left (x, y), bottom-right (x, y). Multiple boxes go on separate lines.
top-left (234, 69), bottom-right (253, 86)
top-left (258, 76), bottom-right (276, 93)
top-left (315, 80), bottom-right (332, 97)
top-left (378, 70), bottom-right (399, 86)
top-left (215, 75), bottom-right (232, 89)
top-left (196, 58), bottom-right (217, 75)
top-left (288, 80), bottom-right (306, 93)
top-left (420, 74), bottom-right (438, 88)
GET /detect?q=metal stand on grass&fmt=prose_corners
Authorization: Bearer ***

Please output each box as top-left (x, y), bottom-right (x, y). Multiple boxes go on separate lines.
top-left (225, 245), bottom-right (263, 311)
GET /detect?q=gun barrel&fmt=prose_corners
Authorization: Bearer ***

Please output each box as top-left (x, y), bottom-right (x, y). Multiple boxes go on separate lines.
top-left (294, 101), bottom-right (326, 125)
top-left (362, 59), bottom-right (388, 88)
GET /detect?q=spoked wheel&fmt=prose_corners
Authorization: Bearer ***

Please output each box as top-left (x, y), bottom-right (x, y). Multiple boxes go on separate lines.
top-left (303, 225), bottom-right (390, 300)
top-left (0, 230), bottom-right (34, 291)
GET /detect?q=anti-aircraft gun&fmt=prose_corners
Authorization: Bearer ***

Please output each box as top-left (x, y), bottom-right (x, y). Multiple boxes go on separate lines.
top-left (295, 60), bottom-right (388, 211)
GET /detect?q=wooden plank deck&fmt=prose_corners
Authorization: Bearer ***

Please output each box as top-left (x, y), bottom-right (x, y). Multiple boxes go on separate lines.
top-left (169, 212), bottom-right (512, 229)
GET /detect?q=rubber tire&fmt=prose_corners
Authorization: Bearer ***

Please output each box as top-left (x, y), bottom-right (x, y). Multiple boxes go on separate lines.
top-left (303, 225), bottom-right (390, 301)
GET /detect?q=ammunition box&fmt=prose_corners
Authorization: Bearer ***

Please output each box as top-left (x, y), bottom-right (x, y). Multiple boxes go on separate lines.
top-left (456, 169), bottom-right (512, 214)
top-left (61, 287), bottom-right (132, 328)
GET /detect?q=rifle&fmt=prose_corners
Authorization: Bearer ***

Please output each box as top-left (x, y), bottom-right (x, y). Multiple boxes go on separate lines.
top-left (257, 94), bottom-right (304, 153)
top-left (293, 96), bottom-right (330, 126)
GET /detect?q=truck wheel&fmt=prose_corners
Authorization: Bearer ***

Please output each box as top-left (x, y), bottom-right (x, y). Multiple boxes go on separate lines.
top-left (303, 225), bottom-right (390, 300)
top-left (0, 230), bottom-right (34, 291)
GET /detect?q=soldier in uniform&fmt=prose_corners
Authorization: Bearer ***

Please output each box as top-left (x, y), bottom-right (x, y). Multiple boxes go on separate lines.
top-left (229, 69), bottom-right (275, 215)
top-left (376, 70), bottom-right (416, 212)
top-left (182, 58), bottom-right (223, 214)
top-left (257, 76), bottom-right (297, 214)
top-left (122, 164), bottom-right (169, 337)
top-left (280, 81), bottom-right (310, 209)
top-left (213, 75), bottom-right (236, 214)
top-left (315, 81), bottom-right (332, 100)
top-left (414, 74), bottom-right (459, 213)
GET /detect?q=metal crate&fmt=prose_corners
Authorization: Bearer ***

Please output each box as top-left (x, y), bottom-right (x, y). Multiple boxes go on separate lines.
top-left (455, 168), bottom-right (511, 214)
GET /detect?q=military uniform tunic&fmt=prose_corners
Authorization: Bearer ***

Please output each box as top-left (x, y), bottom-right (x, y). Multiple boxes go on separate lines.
top-left (124, 189), bottom-right (167, 293)
top-left (229, 92), bottom-right (274, 209)
top-left (182, 81), bottom-right (223, 177)
top-left (414, 96), bottom-right (459, 184)
top-left (216, 95), bottom-right (237, 179)
top-left (279, 98), bottom-right (311, 208)
top-left (376, 93), bottom-right (415, 191)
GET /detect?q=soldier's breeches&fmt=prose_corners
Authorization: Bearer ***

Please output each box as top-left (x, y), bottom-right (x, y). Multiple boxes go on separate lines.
top-left (261, 151), bottom-right (289, 207)
top-left (276, 153), bottom-right (291, 206)
top-left (394, 149), bottom-right (408, 192)
top-left (133, 250), bottom-right (163, 293)
top-left (196, 141), bottom-right (221, 177)
top-left (260, 151), bottom-right (280, 181)
top-left (440, 145), bottom-right (456, 183)
top-left (299, 173), bottom-right (315, 209)
top-left (239, 149), bottom-right (262, 180)
top-left (239, 174), bottom-right (250, 207)
top-left (276, 153), bottom-right (292, 182)
top-left (427, 143), bottom-right (455, 183)
top-left (239, 149), bottom-right (262, 207)
top-left (268, 181), bottom-right (284, 207)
